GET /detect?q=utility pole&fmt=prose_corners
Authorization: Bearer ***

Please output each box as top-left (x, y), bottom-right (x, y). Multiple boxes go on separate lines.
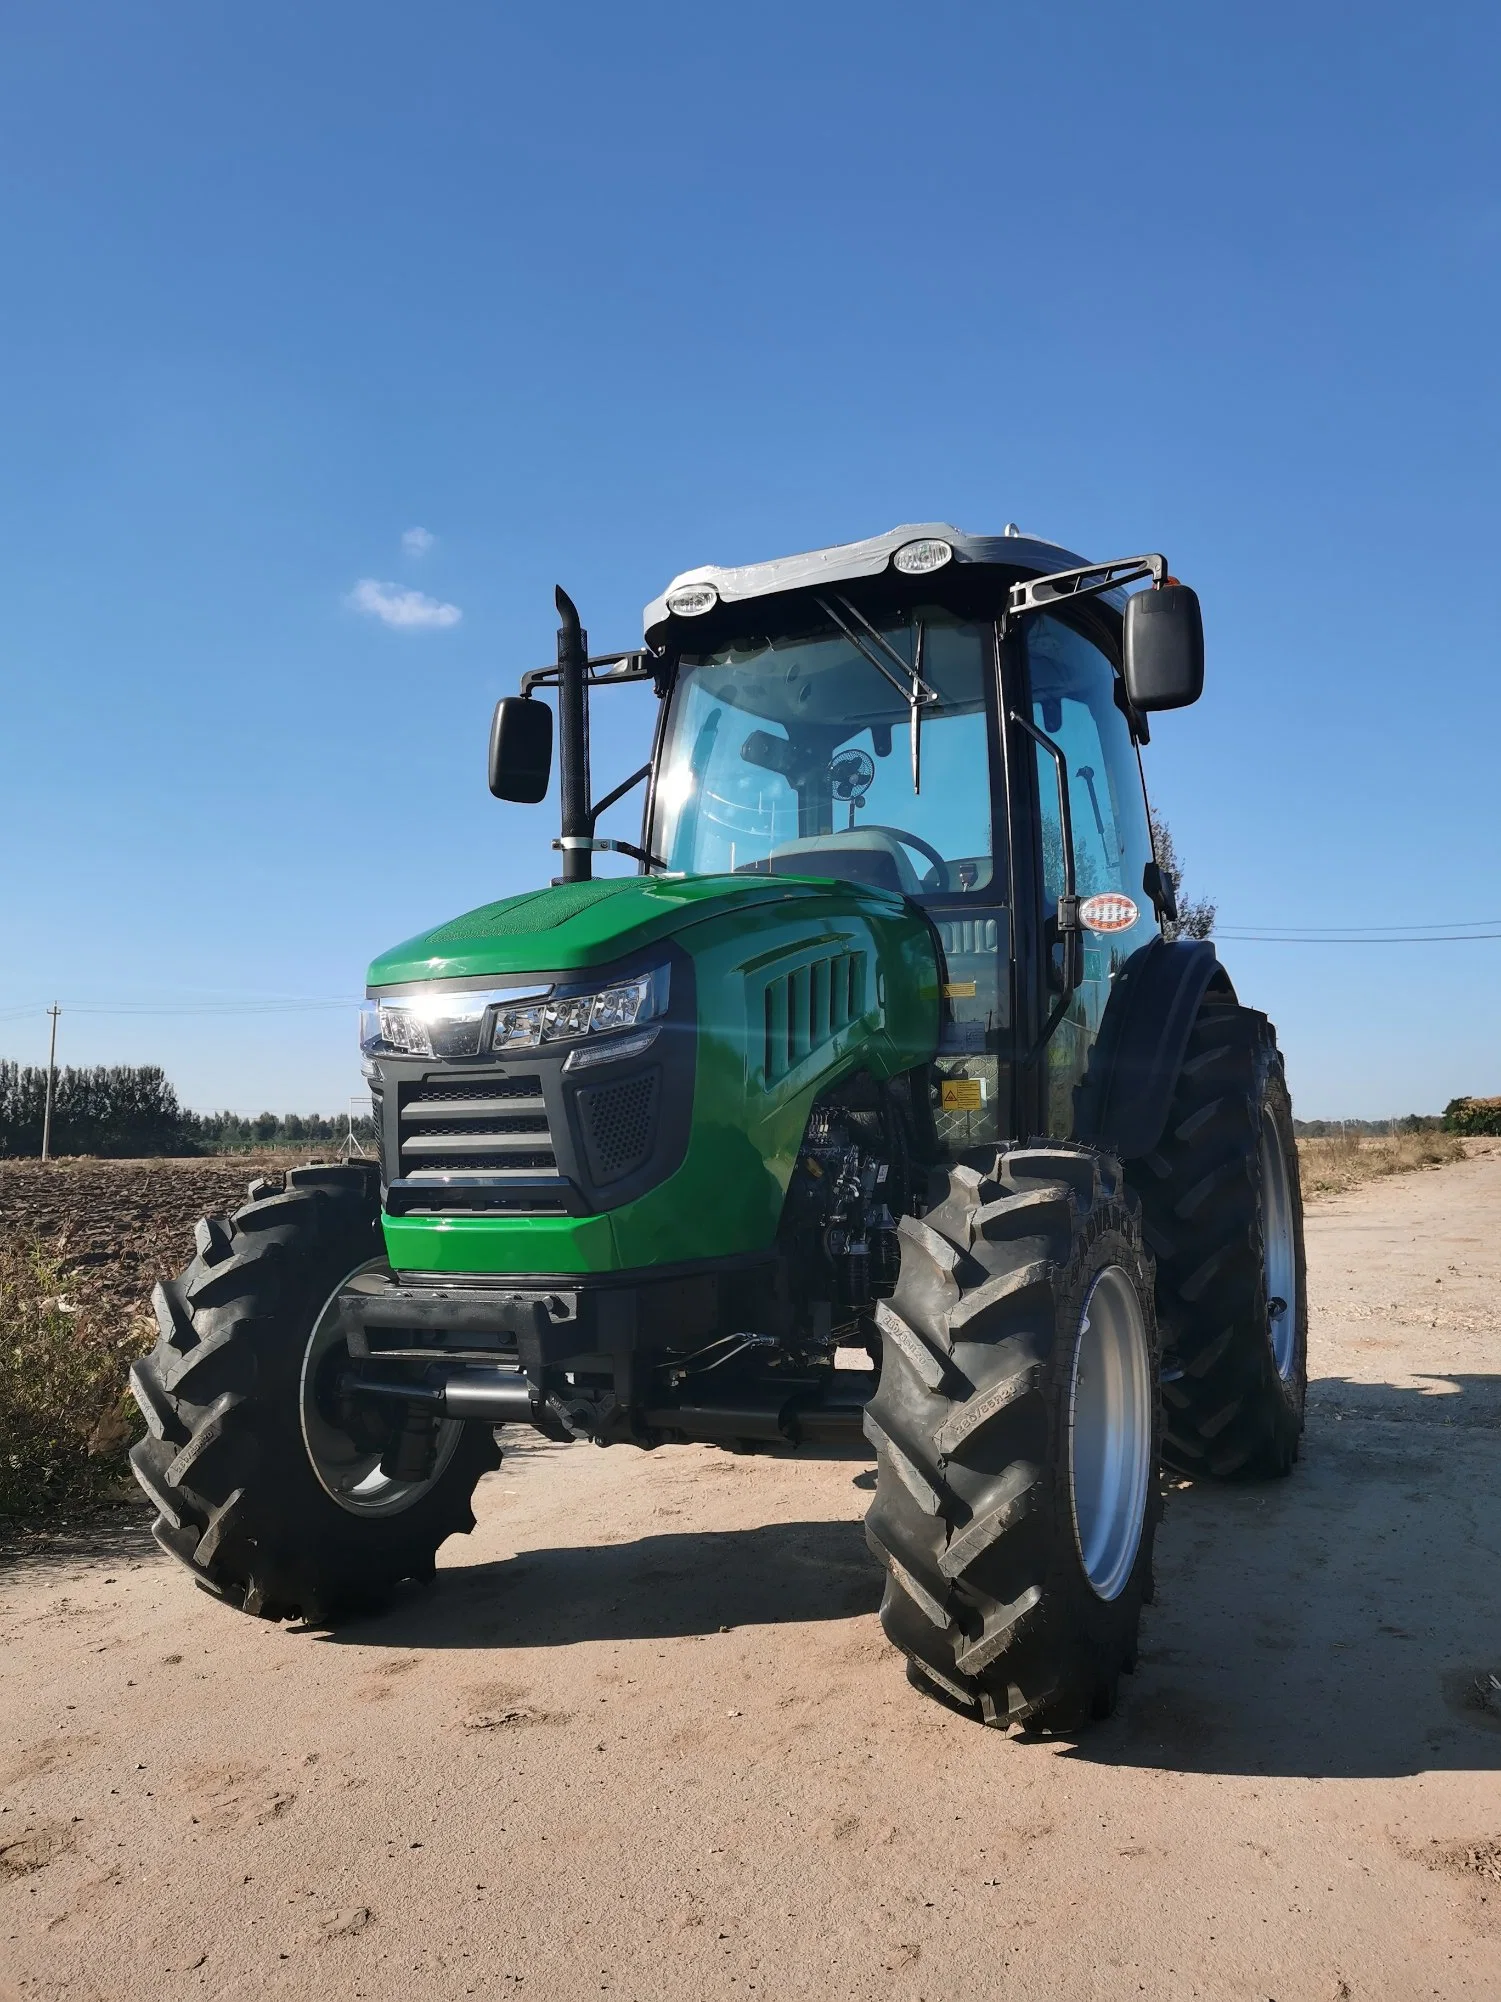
top-left (338, 1095), bottom-right (368, 1164)
top-left (40, 1003), bottom-right (60, 1163)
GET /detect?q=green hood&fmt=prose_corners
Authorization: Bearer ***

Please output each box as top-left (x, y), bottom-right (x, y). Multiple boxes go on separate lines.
top-left (366, 873), bottom-right (909, 987)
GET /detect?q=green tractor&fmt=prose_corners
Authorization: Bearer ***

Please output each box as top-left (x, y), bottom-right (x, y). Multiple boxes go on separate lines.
top-left (131, 523), bottom-right (1307, 1730)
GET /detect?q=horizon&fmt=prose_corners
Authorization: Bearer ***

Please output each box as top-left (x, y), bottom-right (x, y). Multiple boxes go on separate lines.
top-left (0, 1019), bottom-right (1482, 1130)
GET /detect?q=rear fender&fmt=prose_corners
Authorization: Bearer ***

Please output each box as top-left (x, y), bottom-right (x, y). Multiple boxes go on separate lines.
top-left (1073, 939), bottom-right (1236, 1159)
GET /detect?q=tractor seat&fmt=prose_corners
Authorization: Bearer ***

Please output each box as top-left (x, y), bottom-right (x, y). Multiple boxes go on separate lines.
top-left (736, 829), bottom-right (924, 896)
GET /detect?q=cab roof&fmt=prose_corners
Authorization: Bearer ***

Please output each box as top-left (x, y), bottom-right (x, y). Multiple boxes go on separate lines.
top-left (642, 522), bottom-right (1093, 645)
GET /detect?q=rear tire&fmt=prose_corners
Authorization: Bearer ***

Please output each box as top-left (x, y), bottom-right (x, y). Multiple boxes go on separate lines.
top-left (1127, 1002), bottom-right (1308, 1478)
top-left (128, 1164), bottom-right (498, 1622)
top-left (865, 1144), bottom-right (1161, 1731)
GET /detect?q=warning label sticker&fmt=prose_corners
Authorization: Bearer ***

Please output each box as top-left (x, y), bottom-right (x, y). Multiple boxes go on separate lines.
top-left (940, 1077), bottom-right (985, 1111)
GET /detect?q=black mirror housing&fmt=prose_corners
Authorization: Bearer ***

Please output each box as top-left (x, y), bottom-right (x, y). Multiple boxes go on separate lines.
top-left (1123, 584), bottom-right (1204, 712)
top-left (1142, 858), bottom-right (1178, 926)
top-left (488, 696), bottom-right (553, 802)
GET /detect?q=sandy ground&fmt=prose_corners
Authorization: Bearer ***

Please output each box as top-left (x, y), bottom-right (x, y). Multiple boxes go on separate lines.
top-left (3, 1151), bottom-right (1499, 2002)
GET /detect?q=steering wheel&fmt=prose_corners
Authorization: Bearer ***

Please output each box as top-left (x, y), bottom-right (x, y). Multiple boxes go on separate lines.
top-left (861, 825), bottom-right (950, 893)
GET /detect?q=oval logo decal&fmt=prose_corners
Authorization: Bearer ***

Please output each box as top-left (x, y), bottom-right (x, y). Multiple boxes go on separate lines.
top-left (1079, 893), bottom-right (1139, 933)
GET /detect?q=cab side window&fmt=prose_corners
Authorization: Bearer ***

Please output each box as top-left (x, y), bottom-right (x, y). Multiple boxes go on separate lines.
top-left (1026, 615), bottom-right (1157, 1132)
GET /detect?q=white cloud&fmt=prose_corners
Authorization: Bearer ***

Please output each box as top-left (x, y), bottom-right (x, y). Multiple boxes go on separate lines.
top-left (347, 578), bottom-right (461, 631)
top-left (402, 525), bottom-right (435, 557)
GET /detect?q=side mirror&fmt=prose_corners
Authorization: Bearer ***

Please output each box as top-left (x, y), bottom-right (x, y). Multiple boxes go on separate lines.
top-left (488, 695), bottom-right (553, 802)
top-left (1123, 584), bottom-right (1204, 711)
top-left (1142, 859), bottom-right (1178, 925)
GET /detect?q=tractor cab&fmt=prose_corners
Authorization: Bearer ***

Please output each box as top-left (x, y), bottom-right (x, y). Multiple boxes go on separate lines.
top-left (495, 522), bottom-right (1205, 1148)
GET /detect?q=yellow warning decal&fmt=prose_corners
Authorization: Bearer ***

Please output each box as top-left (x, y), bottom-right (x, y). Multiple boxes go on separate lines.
top-left (940, 1078), bottom-right (984, 1111)
top-left (942, 980), bottom-right (977, 999)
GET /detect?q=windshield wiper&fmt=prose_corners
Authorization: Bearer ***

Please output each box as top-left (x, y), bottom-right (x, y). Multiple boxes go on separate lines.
top-left (814, 594), bottom-right (940, 794)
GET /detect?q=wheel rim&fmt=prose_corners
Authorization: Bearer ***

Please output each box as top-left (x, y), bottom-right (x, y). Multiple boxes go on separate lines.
top-left (1260, 1122), bottom-right (1299, 1379)
top-left (299, 1258), bottom-right (464, 1517)
top-left (1068, 1264), bottom-right (1153, 1603)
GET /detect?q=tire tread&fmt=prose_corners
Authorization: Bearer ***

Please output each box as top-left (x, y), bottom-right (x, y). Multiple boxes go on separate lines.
top-left (1125, 1005), bottom-right (1307, 1479)
top-left (865, 1142), bottom-right (1160, 1730)
top-left (128, 1170), bottom-right (493, 1622)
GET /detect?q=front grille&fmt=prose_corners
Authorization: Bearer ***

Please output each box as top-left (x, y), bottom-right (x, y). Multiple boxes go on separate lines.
top-left (398, 1074), bottom-right (556, 1181)
top-left (577, 1070), bottom-right (660, 1184)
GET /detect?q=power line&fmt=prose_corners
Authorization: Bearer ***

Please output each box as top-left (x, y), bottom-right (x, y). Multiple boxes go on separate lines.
top-left (1216, 931), bottom-right (1501, 944)
top-left (0, 998), bottom-right (357, 1020)
top-left (1218, 920), bottom-right (1501, 936)
top-left (66, 1002), bottom-right (357, 1016)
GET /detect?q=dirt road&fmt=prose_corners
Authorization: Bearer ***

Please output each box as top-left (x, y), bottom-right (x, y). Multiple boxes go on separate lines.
top-left (4, 1152), bottom-right (1500, 2001)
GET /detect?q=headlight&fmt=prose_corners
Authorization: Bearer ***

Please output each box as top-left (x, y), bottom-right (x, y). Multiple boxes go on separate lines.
top-left (360, 989), bottom-right (536, 1060)
top-left (493, 967), bottom-right (668, 1052)
top-left (363, 997), bottom-right (486, 1059)
top-left (491, 1003), bottom-right (546, 1052)
top-left (892, 536), bottom-right (953, 575)
top-left (360, 968), bottom-right (671, 1061)
top-left (359, 1000), bottom-right (440, 1058)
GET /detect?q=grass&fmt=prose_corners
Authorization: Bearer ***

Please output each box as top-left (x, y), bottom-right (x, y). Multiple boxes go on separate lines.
top-left (0, 1239), bottom-right (152, 1521)
top-left (0, 1153), bottom-right (322, 1533)
top-left (1296, 1128), bottom-right (1469, 1197)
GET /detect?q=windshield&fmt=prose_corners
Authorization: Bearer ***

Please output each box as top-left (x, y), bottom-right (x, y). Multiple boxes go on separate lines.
top-left (650, 608), bottom-right (996, 898)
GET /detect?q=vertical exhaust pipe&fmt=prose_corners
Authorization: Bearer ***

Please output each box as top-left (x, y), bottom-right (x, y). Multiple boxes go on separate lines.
top-left (555, 585), bottom-right (591, 882)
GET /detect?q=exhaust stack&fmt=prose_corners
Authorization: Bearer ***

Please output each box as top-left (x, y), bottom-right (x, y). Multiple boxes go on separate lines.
top-left (555, 585), bottom-right (591, 882)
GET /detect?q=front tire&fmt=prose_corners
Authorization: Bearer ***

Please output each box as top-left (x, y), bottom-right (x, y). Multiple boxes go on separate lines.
top-left (128, 1164), bottom-right (498, 1622)
top-left (865, 1145), bottom-right (1161, 1731)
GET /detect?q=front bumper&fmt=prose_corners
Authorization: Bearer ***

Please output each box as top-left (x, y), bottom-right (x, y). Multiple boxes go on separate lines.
top-left (340, 1255), bottom-right (778, 1373)
top-left (334, 1260), bottom-right (875, 1451)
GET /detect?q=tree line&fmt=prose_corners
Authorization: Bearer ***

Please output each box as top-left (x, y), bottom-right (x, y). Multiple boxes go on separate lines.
top-left (0, 1061), bottom-right (375, 1158)
top-left (1442, 1096), bottom-right (1501, 1137)
top-left (1294, 1104), bottom-right (1501, 1136)
top-left (1293, 1114), bottom-right (1445, 1137)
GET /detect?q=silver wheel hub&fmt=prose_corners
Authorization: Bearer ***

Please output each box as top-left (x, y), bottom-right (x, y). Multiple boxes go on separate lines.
top-left (1069, 1264), bottom-right (1153, 1602)
top-left (1260, 1122), bottom-right (1299, 1379)
top-left (299, 1258), bottom-right (464, 1517)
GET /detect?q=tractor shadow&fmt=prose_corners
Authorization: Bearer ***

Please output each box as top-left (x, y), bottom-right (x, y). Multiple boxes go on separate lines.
top-left (329, 1513), bottom-right (883, 1653)
top-left (1072, 1371), bottom-right (1501, 1782)
top-left (325, 1374), bottom-right (1501, 1783)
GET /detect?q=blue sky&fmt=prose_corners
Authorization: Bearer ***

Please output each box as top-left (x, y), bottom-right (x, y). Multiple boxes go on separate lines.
top-left (2, 1), bottom-right (1497, 1117)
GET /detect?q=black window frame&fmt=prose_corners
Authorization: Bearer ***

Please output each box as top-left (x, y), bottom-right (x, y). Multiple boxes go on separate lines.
top-left (1006, 595), bottom-right (1154, 1138)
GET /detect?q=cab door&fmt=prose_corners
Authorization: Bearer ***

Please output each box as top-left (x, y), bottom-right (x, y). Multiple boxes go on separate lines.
top-left (1019, 613), bottom-right (1160, 1137)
